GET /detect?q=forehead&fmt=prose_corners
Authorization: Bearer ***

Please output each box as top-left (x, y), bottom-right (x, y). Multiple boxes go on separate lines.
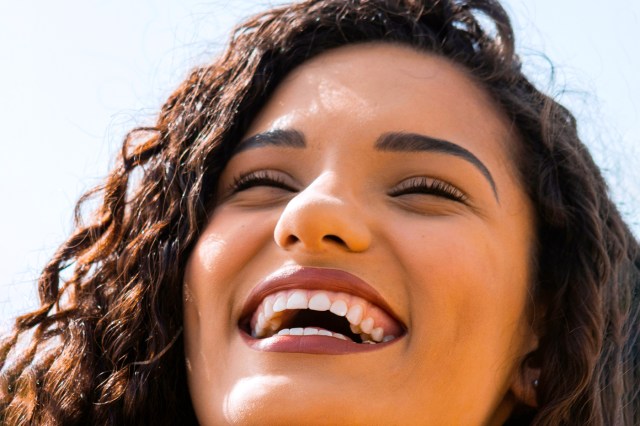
top-left (248, 43), bottom-right (514, 158)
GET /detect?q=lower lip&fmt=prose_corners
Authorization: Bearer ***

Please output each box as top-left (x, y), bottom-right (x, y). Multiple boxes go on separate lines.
top-left (240, 329), bottom-right (401, 355)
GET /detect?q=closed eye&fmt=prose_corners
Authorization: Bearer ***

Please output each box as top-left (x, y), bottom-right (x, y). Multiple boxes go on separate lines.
top-left (229, 170), bottom-right (296, 194)
top-left (388, 177), bottom-right (467, 203)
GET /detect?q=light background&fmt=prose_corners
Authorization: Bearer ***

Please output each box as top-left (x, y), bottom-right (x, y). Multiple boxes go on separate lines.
top-left (1, 0), bottom-right (638, 324)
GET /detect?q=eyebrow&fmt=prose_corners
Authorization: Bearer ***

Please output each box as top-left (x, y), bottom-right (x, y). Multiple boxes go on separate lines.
top-left (233, 129), bottom-right (306, 154)
top-left (376, 132), bottom-right (499, 200)
top-left (234, 128), bottom-right (498, 200)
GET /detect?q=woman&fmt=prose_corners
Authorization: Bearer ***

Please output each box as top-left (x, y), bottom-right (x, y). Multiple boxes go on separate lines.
top-left (1, 0), bottom-right (638, 424)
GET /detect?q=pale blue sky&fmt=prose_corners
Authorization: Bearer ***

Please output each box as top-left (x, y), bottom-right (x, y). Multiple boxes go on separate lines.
top-left (1, 0), bottom-right (638, 323)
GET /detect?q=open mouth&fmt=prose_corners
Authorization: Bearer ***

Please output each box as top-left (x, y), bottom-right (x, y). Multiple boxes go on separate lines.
top-left (241, 289), bottom-right (403, 344)
top-left (238, 267), bottom-right (406, 353)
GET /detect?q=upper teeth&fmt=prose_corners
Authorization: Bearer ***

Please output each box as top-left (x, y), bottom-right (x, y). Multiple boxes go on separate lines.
top-left (250, 289), bottom-right (400, 343)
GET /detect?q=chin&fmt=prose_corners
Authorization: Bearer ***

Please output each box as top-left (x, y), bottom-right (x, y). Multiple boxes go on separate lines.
top-left (216, 374), bottom-right (398, 425)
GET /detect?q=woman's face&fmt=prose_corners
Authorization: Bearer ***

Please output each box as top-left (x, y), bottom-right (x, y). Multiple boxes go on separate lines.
top-left (184, 43), bottom-right (537, 425)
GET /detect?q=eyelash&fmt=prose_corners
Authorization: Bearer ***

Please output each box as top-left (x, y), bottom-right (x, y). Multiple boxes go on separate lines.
top-left (229, 170), bottom-right (294, 193)
top-left (389, 177), bottom-right (467, 202)
top-left (228, 171), bottom-right (466, 203)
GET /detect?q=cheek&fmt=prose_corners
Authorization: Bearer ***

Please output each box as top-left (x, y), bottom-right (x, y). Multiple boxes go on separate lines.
top-left (182, 208), bottom-right (277, 398)
top-left (391, 215), bottom-right (529, 313)
top-left (387, 216), bottom-right (532, 375)
top-left (184, 207), bottom-right (277, 309)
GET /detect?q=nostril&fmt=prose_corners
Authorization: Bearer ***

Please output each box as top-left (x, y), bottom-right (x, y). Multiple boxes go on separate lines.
top-left (284, 235), bottom-right (299, 246)
top-left (323, 234), bottom-right (346, 245)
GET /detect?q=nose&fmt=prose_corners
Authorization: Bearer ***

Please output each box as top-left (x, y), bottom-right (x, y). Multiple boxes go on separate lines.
top-left (273, 175), bottom-right (372, 253)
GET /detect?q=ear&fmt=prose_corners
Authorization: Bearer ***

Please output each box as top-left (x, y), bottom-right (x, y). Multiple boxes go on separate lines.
top-left (509, 317), bottom-right (542, 408)
top-left (509, 351), bottom-right (541, 408)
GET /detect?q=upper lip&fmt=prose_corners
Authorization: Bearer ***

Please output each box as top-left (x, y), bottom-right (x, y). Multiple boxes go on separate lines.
top-left (238, 265), bottom-right (406, 331)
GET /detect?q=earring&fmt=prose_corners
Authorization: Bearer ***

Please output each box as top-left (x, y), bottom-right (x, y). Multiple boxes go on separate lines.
top-left (532, 379), bottom-right (539, 388)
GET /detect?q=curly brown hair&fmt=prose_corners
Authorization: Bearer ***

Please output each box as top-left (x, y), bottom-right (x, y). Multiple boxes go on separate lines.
top-left (1, 0), bottom-right (638, 424)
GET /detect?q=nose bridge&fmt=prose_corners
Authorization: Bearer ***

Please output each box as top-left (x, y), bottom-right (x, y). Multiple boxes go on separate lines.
top-left (273, 172), bottom-right (372, 253)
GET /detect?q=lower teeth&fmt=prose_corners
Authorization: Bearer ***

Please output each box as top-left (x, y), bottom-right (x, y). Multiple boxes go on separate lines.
top-left (274, 327), bottom-right (350, 341)
top-left (253, 326), bottom-right (398, 345)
